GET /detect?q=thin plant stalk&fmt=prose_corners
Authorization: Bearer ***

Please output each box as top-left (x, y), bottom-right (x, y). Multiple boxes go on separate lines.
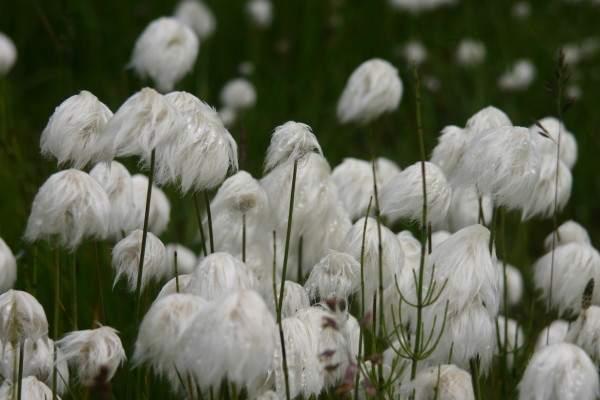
top-left (242, 213), bottom-right (246, 263)
top-left (360, 198), bottom-right (373, 319)
top-left (93, 240), bottom-right (106, 325)
top-left (469, 358), bottom-right (481, 400)
top-left (70, 251), bottom-right (78, 331)
top-left (297, 236), bottom-right (303, 283)
top-left (17, 341), bottom-right (24, 400)
top-left (53, 248), bottom-right (59, 400)
top-left (193, 193), bottom-right (208, 257)
top-left (272, 231), bottom-right (291, 400)
top-left (174, 251), bottom-right (180, 293)
top-left (204, 190), bottom-right (215, 254)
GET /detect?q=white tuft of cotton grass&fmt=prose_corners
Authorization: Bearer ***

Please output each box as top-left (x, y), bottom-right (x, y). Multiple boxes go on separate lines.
top-left (246, 0), bottom-right (273, 28)
top-left (164, 243), bottom-right (197, 278)
top-left (131, 174), bottom-right (171, 236)
top-left (401, 364), bottom-right (475, 400)
top-left (56, 326), bottom-right (126, 386)
top-left (430, 125), bottom-right (469, 179)
top-left (522, 154), bottom-right (572, 220)
top-left (566, 305), bottom-right (600, 363)
top-left (129, 17), bottom-right (199, 93)
top-left (544, 220), bottom-right (591, 251)
top-left (276, 280), bottom-right (310, 318)
top-left (518, 343), bottom-right (599, 400)
top-left (40, 90), bottom-right (113, 169)
top-left (529, 116), bottom-right (578, 169)
top-left (304, 250), bottom-right (360, 301)
top-left (455, 38), bottom-right (486, 67)
top-left (174, 0), bottom-right (216, 40)
top-left (535, 319), bottom-right (570, 351)
top-left (337, 58), bottom-right (403, 125)
top-left (497, 315), bottom-right (525, 370)
top-left (220, 78), bottom-right (257, 112)
top-left (0, 376), bottom-right (58, 400)
top-left (155, 274), bottom-right (193, 301)
top-left (112, 229), bottom-right (167, 292)
top-left (0, 290), bottom-right (47, 343)
top-left (380, 161), bottom-right (452, 226)
top-left (264, 121), bottom-right (322, 171)
top-left (464, 105), bottom-right (512, 138)
top-left (25, 169), bottom-right (110, 250)
top-left (435, 185), bottom-right (493, 232)
top-left (0, 32), bottom-right (17, 75)
top-left (0, 238), bottom-right (17, 294)
top-left (499, 261), bottom-right (524, 309)
top-left (498, 59), bottom-right (536, 91)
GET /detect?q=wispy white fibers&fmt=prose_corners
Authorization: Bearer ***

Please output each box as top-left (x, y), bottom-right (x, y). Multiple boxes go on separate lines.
top-left (206, 171), bottom-right (268, 254)
top-left (518, 343), bottom-right (599, 400)
top-left (331, 157), bottom-right (401, 220)
top-left (184, 252), bottom-right (256, 300)
top-left (455, 38), bottom-right (486, 67)
top-left (98, 88), bottom-right (182, 164)
top-left (529, 116), bottom-right (578, 169)
top-left (522, 154), bottom-right (572, 220)
top-left (182, 290), bottom-right (276, 387)
top-left (155, 274), bottom-right (193, 301)
top-left (380, 161), bottom-right (451, 226)
top-left (453, 126), bottom-right (539, 210)
top-left (129, 17), bottom-right (199, 93)
top-left (463, 105), bottom-right (512, 138)
top-left (0, 290), bottom-right (48, 343)
top-left (235, 242), bottom-right (275, 299)
top-left (499, 261), bottom-right (524, 309)
top-left (246, 0), bottom-right (274, 28)
top-left (435, 186), bottom-right (493, 232)
top-left (220, 78), bottom-right (257, 112)
top-left (40, 90), bottom-right (113, 169)
top-left (535, 320), bottom-right (569, 350)
top-left (337, 58), bottom-right (403, 125)
top-left (131, 174), bottom-right (171, 235)
top-left (174, 0), bottom-right (216, 40)
top-left (304, 250), bottom-right (360, 301)
top-left (264, 121), bottom-right (322, 171)
top-left (0, 376), bottom-right (57, 400)
top-left (533, 242), bottom-right (600, 316)
top-left (164, 243), bottom-right (197, 277)
top-left (496, 315), bottom-right (525, 370)
top-left (134, 293), bottom-right (206, 393)
top-left (57, 326), bottom-right (126, 386)
top-left (89, 161), bottom-right (136, 240)
top-left (25, 169), bottom-right (110, 250)
top-left (401, 364), bottom-right (475, 400)
top-left (112, 229), bottom-right (167, 292)
top-left (0, 238), bottom-right (16, 293)
top-left (543, 220), bottom-right (591, 251)
top-left (276, 280), bottom-right (310, 318)
top-left (157, 91), bottom-right (238, 193)
top-left (498, 59), bottom-right (536, 91)
top-left (0, 32), bottom-right (17, 75)
top-left (566, 306), bottom-right (600, 362)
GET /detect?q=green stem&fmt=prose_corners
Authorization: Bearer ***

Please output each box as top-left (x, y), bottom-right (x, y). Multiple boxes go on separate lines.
top-left (193, 193), bottom-right (208, 257)
top-left (297, 236), bottom-right (303, 283)
top-left (32, 245), bottom-right (38, 297)
top-left (94, 240), bottom-right (106, 325)
top-left (204, 190), bottom-right (215, 254)
top-left (70, 251), bottom-right (78, 331)
top-left (488, 206), bottom-right (498, 255)
top-left (278, 324), bottom-right (291, 400)
top-left (174, 251), bottom-right (180, 293)
top-left (242, 213), bottom-right (246, 263)
top-left (52, 248), bottom-right (59, 400)
top-left (470, 358), bottom-right (481, 400)
top-left (17, 341), bottom-right (24, 400)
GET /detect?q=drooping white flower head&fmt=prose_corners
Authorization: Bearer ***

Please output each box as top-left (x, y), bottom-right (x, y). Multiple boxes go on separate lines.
top-left (544, 220), bottom-right (591, 251)
top-left (533, 243), bottom-right (600, 316)
top-left (498, 59), bottom-right (536, 91)
top-left (129, 17), bottom-right (199, 93)
top-left (380, 161), bottom-right (452, 226)
top-left (499, 261), bottom-right (524, 309)
top-left (89, 161), bottom-right (136, 240)
top-left (98, 88), bottom-right (182, 163)
top-left (174, 0), bottom-right (216, 40)
top-left (337, 58), bottom-right (403, 125)
top-left (131, 174), bottom-right (171, 236)
top-left (453, 126), bottom-right (539, 210)
top-left (401, 364), bottom-right (475, 400)
top-left (566, 305), bottom-right (600, 362)
top-left (0, 290), bottom-right (48, 343)
top-left (518, 343), bottom-right (599, 400)
top-left (0, 238), bottom-right (17, 293)
top-left (429, 230), bottom-right (451, 249)
top-left (264, 121), bottom-right (322, 171)
top-left (57, 326), bottom-right (126, 386)
top-left (164, 243), bottom-right (197, 278)
top-left (455, 38), bottom-right (486, 67)
top-left (155, 274), bottom-right (193, 301)
top-left (430, 125), bottom-right (469, 180)
top-left (529, 116), bottom-right (578, 169)
top-left (522, 154), bottom-right (572, 220)
top-left (220, 78), bottom-right (257, 112)
top-left (25, 169), bottom-right (110, 250)
top-left (304, 250), bottom-right (360, 301)
top-left (182, 290), bottom-right (277, 387)
top-left (277, 280), bottom-right (310, 318)
top-left (401, 40), bottom-right (428, 65)
top-left (0, 32), bottom-right (17, 75)
top-left (184, 252), bottom-right (256, 300)
top-left (0, 376), bottom-right (57, 400)
top-left (234, 242), bottom-right (275, 300)
top-left (497, 315), bottom-right (525, 370)
top-left (112, 230), bottom-right (167, 292)
top-left (535, 320), bottom-right (569, 351)
top-left (246, 0), bottom-right (273, 28)
top-left (40, 91), bottom-right (114, 169)
top-left (156, 91), bottom-right (238, 193)
top-left (463, 105), bottom-right (512, 138)
top-left (435, 186), bottom-right (493, 232)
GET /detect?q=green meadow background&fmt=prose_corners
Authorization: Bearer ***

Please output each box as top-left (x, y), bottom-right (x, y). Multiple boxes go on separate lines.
top-left (1, 0), bottom-right (600, 398)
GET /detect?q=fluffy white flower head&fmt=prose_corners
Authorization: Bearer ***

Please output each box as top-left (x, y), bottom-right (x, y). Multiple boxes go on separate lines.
top-left (464, 106), bottom-right (512, 138)
top-left (0, 376), bottom-right (57, 400)
top-left (304, 250), bottom-right (360, 301)
top-left (0, 238), bottom-right (17, 293)
top-left (0, 289), bottom-right (48, 343)
top-left (522, 154), bottom-right (572, 220)
top-left (264, 121), bottom-right (322, 170)
top-left (535, 320), bottom-right (569, 350)
top-left (220, 78), bottom-right (257, 111)
top-left (566, 305), bottom-right (600, 362)
top-left (529, 116), bottom-right (578, 169)
top-left (246, 0), bottom-right (273, 27)
top-left (498, 59), bottom-right (536, 91)
top-left (174, 0), bottom-right (216, 40)
top-left (544, 220), bottom-right (591, 251)
top-left (456, 38), bottom-right (486, 67)
top-left (402, 364), bottom-right (474, 400)
top-left (131, 174), bottom-right (171, 235)
top-left (165, 243), bottom-right (197, 277)
top-left (0, 32), bottom-right (17, 75)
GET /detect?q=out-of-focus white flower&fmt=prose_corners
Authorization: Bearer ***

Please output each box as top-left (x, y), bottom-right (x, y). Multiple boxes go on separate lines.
top-left (129, 17), bottom-right (199, 93)
top-left (25, 169), bottom-right (110, 250)
top-left (219, 107), bottom-right (237, 127)
top-left (0, 32), bottom-right (17, 75)
top-left (238, 61), bottom-right (255, 76)
top-left (155, 274), bottom-right (193, 301)
top-left (0, 290), bottom-right (47, 343)
top-left (246, 0), bottom-right (273, 28)
top-left (435, 186), bottom-right (493, 232)
top-left (0, 238), bottom-right (16, 294)
top-left (304, 250), bottom-right (360, 301)
top-left (498, 59), bottom-right (536, 91)
top-left (264, 121), bottom-right (322, 171)
top-left (566, 84), bottom-right (582, 99)
top-left (455, 38), bottom-right (486, 67)
top-left (174, 0), bottom-right (216, 40)
top-left (499, 261), bottom-right (524, 309)
top-left (464, 105), bottom-right (512, 138)
top-left (40, 91), bottom-right (113, 169)
top-left (535, 320), bottom-right (569, 350)
top-left (529, 116), bottom-right (578, 169)
top-left (401, 40), bottom-right (428, 65)
top-left (220, 78), bottom-right (256, 112)
top-left (566, 305), bottom-right (600, 362)
top-left (57, 326), bottom-right (126, 386)
top-left (497, 315), bottom-right (525, 370)
top-left (276, 280), bottom-right (310, 318)
top-left (518, 343), bottom-right (599, 400)
top-left (544, 220), bottom-right (591, 251)
top-left (401, 364), bottom-right (474, 400)
top-left (0, 376), bottom-right (57, 400)
top-left (337, 58), bottom-right (403, 125)
top-left (388, 0), bottom-right (457, 13)
top-left (165, 243), bottom-right (197, 277)
top-left (112, 229), bottom-right (167, 292)
top-left (511, 1), bottom-right (531, 19)
top-left (522, 154), bottom-right (572, 220)
top-left (131, 174), bottom-right (171, 236)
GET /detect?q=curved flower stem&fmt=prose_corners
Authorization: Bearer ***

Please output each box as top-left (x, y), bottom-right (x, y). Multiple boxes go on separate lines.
top-left (204, 190), bottom-right (215, 254)
top-left (193, 193), bottom-right (208, 257)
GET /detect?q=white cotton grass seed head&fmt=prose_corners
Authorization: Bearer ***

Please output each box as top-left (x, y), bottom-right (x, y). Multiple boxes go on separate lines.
top-left (182, 290), bottom-right (277, 387)
top-left (436, 186), bottom-right (493, 232)
top-left (388, 0), bottom-right (457, 13)
top-left (184, 252), bottom-right (256, 300)
top-left (429, 230), bottom-right (451, 249)
top-left (453, 125), bottom-right (539, 210)
top-left (25, 169), bottom-right (110, 250)
top-left (98, 88), bottom-right (182, 164)
top-left (498, 59), bottom-right (536, 91)
top-left (566, 305), bottom-right (600, 362)
top-left (401, 40), bottom-right (428, 65)
top-left (430, 125), bottom-right (469, 180)
top-left (535, 320), bottom-right (569, 351)
top-left (277, 281), bottom-right (310, 318)
top-left (155, 274), bottom-right (193, 301)
top-left (40, 90), bottom-right (113, 169)
top-left (401, 364), bottom-right (475, 400)
top-left (380, 161), bottom-right (452, 226)
top-left (0, 290), bottom-right (48, 343)
top-left (57, 326), bottom-right (126, 386)
top-left (464, 105), bottom-right (512, 138)
top-left (497, 315), bottom-right (525, 370)
top-left (164, 243), bottom-right (197, 278)
top-left (534, 243), bottom-right (600, 316)
top-left (112, 229), bottom-right (167, 292)
top-left (0, 32), bottom-right (17, 75)
top-left (456, 38), bottom-right (486, 67)
top-left (544, 220), bottom-right (591, 251)
top-left (129, 17), bottom-right (199, 93)
top-left (522, 154), bottom-right (572, 220)
top-left (0, 238), bottom-right (17, 293)
top-left (246, 0), bottom-right (274, 28)
top-left (518, 343), bottom-right (599, 400)
top-left (0, 376), bottom-right (57, 400)
top-left (304, 250), bottom-right (360, 301)
top-left (337, 58), bottom-right (403, 126)
top-left (157, 91), bottom-right (238, 193)
top-left (220, 78), bottom-right (257, 111)
top-left (529, 116), bottom-right (578, 169)
top-left (89, 161), bottom-right (136, 240)
top-left (218, 107), bottom-right (237, 127)
top-left (499, 261), bottom-right (524, 308)
top-left (174, 0), bottom-right (216, 40)
top-left (131, 174), bottom-right (171, 236)
top-left (264, 121), bottom-right (322, 171)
